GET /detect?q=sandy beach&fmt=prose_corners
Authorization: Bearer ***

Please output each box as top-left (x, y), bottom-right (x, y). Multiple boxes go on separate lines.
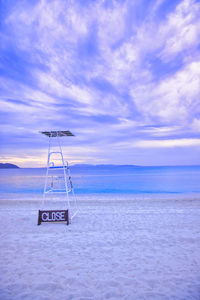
top-left (0, 195), bottom-right (200, 300)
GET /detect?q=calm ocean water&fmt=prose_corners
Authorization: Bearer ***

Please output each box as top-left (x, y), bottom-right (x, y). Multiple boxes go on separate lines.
top-left (0, 165), bottom-right (200, 200)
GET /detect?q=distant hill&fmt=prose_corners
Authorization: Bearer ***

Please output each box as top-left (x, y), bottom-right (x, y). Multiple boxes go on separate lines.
top-left (71, 164), bottom-right (140, 168)
top-left (0, 163), bottom-right (19, 169)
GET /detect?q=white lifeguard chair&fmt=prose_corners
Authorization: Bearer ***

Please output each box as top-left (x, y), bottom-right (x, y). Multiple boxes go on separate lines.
top-left (39, 130), bottom-right (78, 224)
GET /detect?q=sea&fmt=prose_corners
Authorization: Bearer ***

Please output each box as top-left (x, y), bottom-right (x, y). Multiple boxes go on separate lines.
top-left (0, 165), bottom-right (200, 200)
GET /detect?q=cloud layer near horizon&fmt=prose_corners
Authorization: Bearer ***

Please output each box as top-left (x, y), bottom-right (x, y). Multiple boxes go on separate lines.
top-left (0, 0), bottom-right (200, 167)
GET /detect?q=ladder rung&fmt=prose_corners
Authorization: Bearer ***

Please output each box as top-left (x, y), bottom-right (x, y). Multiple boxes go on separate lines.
top-left (44, 190), bottom-right (71, 194)
top-left (49, 166), bottom-right (67, 169)
top-left (49, 151), bottom-right (62, 154)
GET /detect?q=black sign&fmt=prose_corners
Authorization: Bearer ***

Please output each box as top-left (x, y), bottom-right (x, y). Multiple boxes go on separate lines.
top-left (38, 210), bottom-right (69, 225)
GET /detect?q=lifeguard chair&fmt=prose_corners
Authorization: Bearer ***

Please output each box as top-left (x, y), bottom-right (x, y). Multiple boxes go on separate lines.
top-left (38, 130), bottom-right (78, 225)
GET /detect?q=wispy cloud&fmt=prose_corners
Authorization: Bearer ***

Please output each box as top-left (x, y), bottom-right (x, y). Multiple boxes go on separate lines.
top-left (0, 0), bottom-right (200, 166)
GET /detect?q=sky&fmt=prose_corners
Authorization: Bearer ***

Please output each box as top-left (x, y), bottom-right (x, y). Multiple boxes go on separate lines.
top-left (0, 0), bottom-right (200, 167)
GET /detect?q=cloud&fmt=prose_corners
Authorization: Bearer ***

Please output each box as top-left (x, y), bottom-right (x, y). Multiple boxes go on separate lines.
top-left (0, 0), bottom-right (200, 166)
top-left (132, 60), bottom-right (200, 124)
top-left (134, 138), bottom-right (200, 148)
top-left (159, 0), bottom-right (200, 61)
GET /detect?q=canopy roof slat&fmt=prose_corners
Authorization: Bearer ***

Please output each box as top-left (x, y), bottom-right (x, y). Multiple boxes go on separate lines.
top-left (41, 131), bottom-right (74, 137)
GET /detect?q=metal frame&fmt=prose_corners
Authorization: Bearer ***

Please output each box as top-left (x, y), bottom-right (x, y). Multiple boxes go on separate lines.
top-left (41, 131), bottom-right (78, 221)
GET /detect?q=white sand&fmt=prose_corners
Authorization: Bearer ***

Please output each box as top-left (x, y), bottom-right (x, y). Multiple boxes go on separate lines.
top-left (0, 195), bottom-right (200, 300)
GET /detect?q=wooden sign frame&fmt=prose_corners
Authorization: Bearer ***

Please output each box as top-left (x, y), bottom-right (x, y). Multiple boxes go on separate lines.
top-left (38, 210), bottom-right (69, 225)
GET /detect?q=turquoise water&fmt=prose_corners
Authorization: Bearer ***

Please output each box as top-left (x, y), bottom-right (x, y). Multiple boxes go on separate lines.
top-left (0, 165), bottom-right (200, 198)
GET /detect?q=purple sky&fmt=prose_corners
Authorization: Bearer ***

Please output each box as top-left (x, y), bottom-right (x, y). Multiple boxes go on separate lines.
top-left (0, 0), bottom-right (200, 167)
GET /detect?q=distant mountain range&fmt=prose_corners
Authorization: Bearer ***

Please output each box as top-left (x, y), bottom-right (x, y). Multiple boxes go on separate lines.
top-left (71, 164), bottom-right (140, 168)
top-left (0, 163), bottom-right (19, 169)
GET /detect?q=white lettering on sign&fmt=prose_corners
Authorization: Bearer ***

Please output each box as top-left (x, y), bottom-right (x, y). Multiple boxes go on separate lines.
top-left (41, 212), bottom-right (48, 220)
top-left (41, 211), bottom-right (66, 221)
